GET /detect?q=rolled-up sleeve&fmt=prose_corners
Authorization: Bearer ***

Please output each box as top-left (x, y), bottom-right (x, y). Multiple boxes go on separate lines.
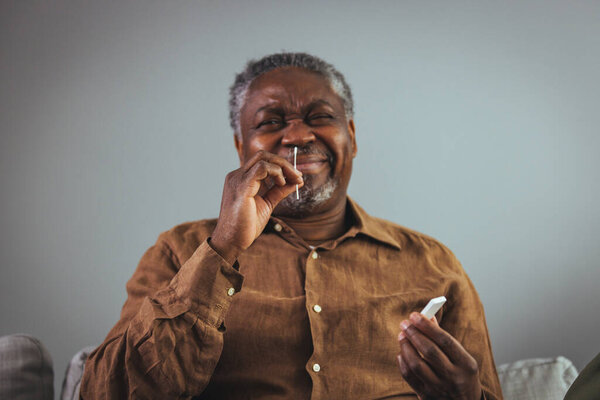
top-left (80, 237), bottom-right (243, 399)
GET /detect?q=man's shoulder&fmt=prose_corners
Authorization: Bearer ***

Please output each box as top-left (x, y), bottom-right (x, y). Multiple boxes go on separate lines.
top-left (362, 212), bottom-right (459, 264)
top-left (154, 218), bottom-right (218, 254)
top-left (351, 199), bottom-right (455, 257)
top-left (367, 215), bottom-right (465, 278)
top-left (165, 218), bottom-right (218, 237)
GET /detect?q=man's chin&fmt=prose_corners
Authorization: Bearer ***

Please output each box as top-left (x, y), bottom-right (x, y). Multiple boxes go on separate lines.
top-left (275, 178), bottom-right (339, 218)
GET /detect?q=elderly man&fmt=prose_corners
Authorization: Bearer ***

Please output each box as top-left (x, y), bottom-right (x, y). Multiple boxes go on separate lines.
top-left (81, 53), bottom-right (502, 399)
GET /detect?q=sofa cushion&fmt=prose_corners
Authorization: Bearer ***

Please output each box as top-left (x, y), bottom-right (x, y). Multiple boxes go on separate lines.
top-left (497, 356), bottom-right (578, 400)
top-left (61, 345), bottom-right (97, 400)
top-left (0, 334), bottom-right (54, 400)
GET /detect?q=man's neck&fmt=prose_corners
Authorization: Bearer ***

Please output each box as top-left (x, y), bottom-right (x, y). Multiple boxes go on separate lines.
top-left (278, 199), bottom-right (351, 246)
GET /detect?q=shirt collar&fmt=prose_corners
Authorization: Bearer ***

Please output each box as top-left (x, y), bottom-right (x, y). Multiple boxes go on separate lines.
top-left (346, 197), bottom-right (402, 250)
top-left (268, 197), bottom-right (402, 251)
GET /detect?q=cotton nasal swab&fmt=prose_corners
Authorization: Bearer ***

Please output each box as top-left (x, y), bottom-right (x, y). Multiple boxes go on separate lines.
top-left (294, 146), bottom-right (299, 200)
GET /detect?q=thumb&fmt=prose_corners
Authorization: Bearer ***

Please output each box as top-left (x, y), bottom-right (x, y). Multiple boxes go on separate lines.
top-left (263, 183), bottom-right (299, 209)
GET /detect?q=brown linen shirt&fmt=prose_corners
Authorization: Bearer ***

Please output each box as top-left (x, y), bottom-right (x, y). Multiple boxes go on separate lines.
top-left (80, 198), bottom-right (502, 399)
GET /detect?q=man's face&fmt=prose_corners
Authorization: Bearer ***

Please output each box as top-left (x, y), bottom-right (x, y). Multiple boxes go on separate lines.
top-left (236, 67), bottom-right (356, 217)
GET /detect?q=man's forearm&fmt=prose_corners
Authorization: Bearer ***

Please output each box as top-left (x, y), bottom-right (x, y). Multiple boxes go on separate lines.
top-left (80, 239), bottom-right (244, 399)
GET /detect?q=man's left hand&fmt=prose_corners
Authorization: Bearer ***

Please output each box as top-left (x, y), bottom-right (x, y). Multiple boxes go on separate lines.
top-left (397, 312), bottom-right (483, 400)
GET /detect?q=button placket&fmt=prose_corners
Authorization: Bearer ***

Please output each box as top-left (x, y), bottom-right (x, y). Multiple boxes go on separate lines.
top-left (306, 248), bottom-right (326, 387)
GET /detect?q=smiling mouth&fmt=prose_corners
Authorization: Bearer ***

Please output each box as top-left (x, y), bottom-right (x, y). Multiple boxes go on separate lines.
top-left (294, 157), bottom-right (329, 173)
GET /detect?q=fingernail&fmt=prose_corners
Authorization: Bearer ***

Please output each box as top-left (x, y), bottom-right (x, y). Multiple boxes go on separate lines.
top-left (410, 312), bottom-right (422, 322)
top-left (400, 320), bottom-right (410, 331)
top-left (398, 331), bottom-right (406, 341)
top-left (397, 354), bottom-right (404, 368)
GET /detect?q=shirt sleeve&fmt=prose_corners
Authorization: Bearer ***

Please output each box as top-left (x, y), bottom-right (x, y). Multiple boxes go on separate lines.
top-left (441, 253), bottom-right (504, 400)
top-left (80, 237), bottom-right (244, 399)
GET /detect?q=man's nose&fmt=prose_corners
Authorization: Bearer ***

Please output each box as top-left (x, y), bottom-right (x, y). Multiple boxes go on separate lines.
top-left (281, 118), bottom-right (316, 147)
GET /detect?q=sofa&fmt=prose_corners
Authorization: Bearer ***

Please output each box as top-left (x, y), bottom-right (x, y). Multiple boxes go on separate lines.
top-left (0, 334), bottom-right (580, 400)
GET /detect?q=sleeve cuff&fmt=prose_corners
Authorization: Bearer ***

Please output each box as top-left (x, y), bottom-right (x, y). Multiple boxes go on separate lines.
top-left (167, 239), bottom-right (244, 327)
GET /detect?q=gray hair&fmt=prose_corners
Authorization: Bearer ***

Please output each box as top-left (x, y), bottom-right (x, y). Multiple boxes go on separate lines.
top-left (229, 52), bottom-right (354, 137)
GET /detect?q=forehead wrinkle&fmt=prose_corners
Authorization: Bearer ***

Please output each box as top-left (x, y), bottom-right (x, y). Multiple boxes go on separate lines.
top-left (250, 89), bottom-right (338, 117)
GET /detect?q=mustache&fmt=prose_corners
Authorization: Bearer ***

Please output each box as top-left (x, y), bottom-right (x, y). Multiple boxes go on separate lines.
top-left (287, 146), bottom-right (333, 165)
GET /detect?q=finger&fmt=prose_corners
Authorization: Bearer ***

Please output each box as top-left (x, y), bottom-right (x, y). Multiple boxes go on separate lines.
top-left (262, 179), bottom-right (304, 209)
top-left (397, 353), bottom-right (428, 396)
top-left (245, 160), bottom-right (287, 191)
top-left (242, 150), bottom-right (273, 171)
top-left (398, 338), bottom-right (443, 396)
top-left (401, 319), bottom-right (453, 378)
top-left (409, 312), bottom-right (476, 368)
top-left (243, 150), bottom-right (302, 183)
top-left (266, 153), bottom-right (303, 183)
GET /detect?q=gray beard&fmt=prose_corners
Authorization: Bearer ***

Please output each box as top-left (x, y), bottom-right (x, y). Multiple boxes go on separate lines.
top-left (277, 173), bottom-right (339, 216)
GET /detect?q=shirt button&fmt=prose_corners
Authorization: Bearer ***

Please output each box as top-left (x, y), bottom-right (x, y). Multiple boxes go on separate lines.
top-left (312, 363), bottom-right (321, 372)
top-left (311, 251), bottom-right (318, 259)
top-left (273, 223), bottom-right (282, 232)
top-left (227, 288), bottom-right (235, 296)
top-left (313, 304), bottom-right (322, 313)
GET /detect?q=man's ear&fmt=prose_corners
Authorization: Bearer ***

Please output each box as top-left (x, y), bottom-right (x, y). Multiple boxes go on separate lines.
top-left (348, 119), bottom-right (357, 158)
top-left (234, 133), bottom-right (244, 166)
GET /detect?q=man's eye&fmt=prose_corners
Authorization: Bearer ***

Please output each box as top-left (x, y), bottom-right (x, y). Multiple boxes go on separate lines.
top-left (307, 114), bottom-right (334, 124)
top-left (257, 119), bottom-right (283, 128)
top-left (309, 114), bottom-right (332, 120)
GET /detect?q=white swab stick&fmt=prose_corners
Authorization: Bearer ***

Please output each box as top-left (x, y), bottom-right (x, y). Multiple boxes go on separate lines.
top-left (294, 147), bottom-right (299, 200)
top-left (420, 296), bottom-right (447, 320)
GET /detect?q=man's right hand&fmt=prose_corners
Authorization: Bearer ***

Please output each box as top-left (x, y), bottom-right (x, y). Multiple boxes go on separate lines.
top-left (210, 150), bottom-right (303, 264)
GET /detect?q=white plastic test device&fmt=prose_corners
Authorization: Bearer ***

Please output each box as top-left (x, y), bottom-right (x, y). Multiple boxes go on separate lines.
top-left (420, 296), bottom-right (447, 320)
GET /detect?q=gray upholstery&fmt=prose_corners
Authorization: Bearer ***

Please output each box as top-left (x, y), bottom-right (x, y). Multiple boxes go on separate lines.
top-left (61, 346), bottom-right (96, 400)
top-left (0, 334), bottom-right (54, 400)
top-left (497, 356), bottom-right (578, 400)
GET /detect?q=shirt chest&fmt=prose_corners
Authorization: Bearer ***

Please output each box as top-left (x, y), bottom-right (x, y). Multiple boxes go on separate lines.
top-left (211, 234), bottom-right (451, 398)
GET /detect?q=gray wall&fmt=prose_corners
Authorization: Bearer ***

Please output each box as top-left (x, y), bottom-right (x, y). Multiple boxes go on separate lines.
top-left (2, 1), bottom-right (599, 396)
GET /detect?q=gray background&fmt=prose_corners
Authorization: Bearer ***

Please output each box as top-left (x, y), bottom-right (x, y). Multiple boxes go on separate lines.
top-left (1, 1), bottom-right (599, 397)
